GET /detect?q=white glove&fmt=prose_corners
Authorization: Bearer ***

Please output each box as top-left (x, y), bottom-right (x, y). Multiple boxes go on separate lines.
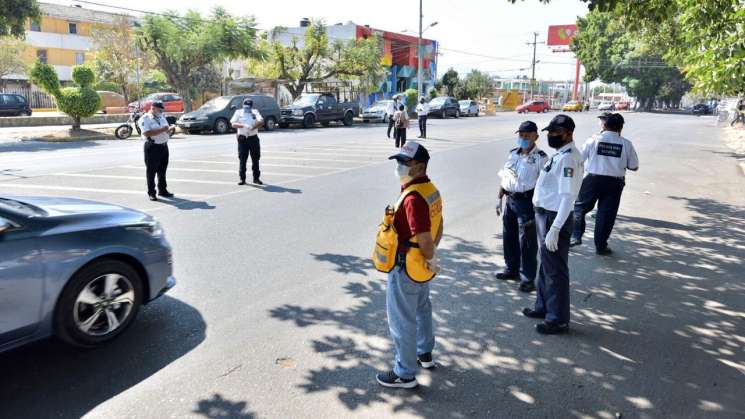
top-left (426, 252), bottom-right (441, 274)
top-left (496, 197), bottom-right (503, 217)
top-left (545, 226), bottom-right (561, 252)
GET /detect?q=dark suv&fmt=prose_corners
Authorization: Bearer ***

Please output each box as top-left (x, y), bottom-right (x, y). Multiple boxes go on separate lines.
top-left (0, 94), bottom-right (32, 116)
top-left (428, 96), bottom-right (460, 118)
top-left (177, 94), bottom-right (281, 134)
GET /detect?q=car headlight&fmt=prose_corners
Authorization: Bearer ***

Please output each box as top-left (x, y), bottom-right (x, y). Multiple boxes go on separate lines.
top-left (293, 109), bottom-right (304, 116)
top-left (126, 221), bottom-right (164, 237)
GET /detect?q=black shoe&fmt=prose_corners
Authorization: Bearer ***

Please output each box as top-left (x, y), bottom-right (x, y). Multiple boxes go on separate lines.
top-left (375, 370), bottom-right (418, 389)
top-left (158, 190), bottom-right (174, 198)
top-left (148, 194), bottom-right (158, 201)
top-left (569, 238), bottom-right (582, 247)
top-left (536, 322), bottom-right (569, 335)
top-left (495, 271), bottom-right (519, 281)
top-left (519, 282), bottom-right (536, 293)
top-left (238, 180), bottom-right (246, 185)
top-left (522, 308), bottom-right (545, 319)
top-left (596, 247), bottom-right (613, 256)
top-left (253, 179), bottom-right (263, 185)
top-left (417, 352), bottom-right (435, 369)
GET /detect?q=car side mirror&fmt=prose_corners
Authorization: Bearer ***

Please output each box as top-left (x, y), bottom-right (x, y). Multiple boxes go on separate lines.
top-left (231, 105), bottom-right (237, 110)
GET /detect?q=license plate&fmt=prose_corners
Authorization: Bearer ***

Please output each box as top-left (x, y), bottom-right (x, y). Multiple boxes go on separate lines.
top-left (182, 122), bottom-right (192, 128)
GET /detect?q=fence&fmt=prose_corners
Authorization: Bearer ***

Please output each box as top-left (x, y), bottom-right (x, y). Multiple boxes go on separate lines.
top-left (1, 86), bottom-right (56, 109)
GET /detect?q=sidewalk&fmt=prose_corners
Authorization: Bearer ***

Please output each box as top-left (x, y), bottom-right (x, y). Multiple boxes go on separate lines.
top-left (0, 124), bottom-right (121, 143)
top-left (722, 125), bottom-right (745, 175)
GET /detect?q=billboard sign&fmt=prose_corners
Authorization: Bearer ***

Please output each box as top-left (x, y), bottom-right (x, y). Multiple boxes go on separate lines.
top-left (547, 25), bottom-right (578, 46)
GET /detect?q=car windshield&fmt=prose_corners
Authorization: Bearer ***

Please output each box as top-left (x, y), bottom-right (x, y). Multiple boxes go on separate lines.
top-left (199, 97), bottom-right (231, 111)
top-left (144, 93), bottom-right (161, 101)
top-left (567, 101), bottom-right (577, 105)
top-left (430, 97), bottom-right (446, 105)
top-left (293, 94), bottom-right (321, 106)
top-left (372, 100), bottom-right (391, 109)
top-left (0, 197), bottom-right (45, 216)
top-left (459, 100), bottom-right (471, 105)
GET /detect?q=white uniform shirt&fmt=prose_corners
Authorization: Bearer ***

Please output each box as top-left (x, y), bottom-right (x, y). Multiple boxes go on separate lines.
top-left (580, 131), bottom-right (639, 177)
top-left (532, 142), bottom-right (584, 211)
top-left (499, 146), bottom-right (549, 193)
top-left (416, 102), bottom-right (430, 116)
top-left (230, 108), bottom-right (264, 137)
top-left (386, 101), bottom-right (397, 117)
top-left (138, 112), bottom-right (170, 144)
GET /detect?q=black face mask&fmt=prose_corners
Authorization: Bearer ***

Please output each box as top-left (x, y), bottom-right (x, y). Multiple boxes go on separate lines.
top-left (547, 135), bottom-right (564, 149)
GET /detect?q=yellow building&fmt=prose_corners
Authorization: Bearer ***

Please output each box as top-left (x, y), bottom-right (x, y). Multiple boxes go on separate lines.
top-left (8, 2), bottom-right (135, 84)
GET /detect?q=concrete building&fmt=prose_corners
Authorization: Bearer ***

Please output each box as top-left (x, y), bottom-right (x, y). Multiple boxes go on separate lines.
top-left (6, 2), bottom-right (135, 84)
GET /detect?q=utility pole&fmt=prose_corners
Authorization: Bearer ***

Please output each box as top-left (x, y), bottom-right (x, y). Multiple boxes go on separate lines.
top-left (417, 0), bottom-right (423, 100)
top-left (526, 32), bottom-right (544, 100)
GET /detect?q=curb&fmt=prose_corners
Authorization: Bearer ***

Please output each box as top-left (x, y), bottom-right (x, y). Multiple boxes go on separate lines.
top-left (20, 134), bottom-right (119, 142)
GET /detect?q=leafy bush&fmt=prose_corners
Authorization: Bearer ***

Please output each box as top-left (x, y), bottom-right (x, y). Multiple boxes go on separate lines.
top-left (405, 88), bottom-right (418, 111)
top-left (29, 62), bottom-right (101, 130)
top-left (429, 89), bottom-right (438, 99)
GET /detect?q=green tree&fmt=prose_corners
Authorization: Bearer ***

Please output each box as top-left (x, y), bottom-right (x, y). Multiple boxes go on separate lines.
top-left (30, 62), bottom-right (101, 130)
top-left (440, 68), bottom-right (459, 96)
top-left (0, 0), bottom-right (40, 38)
top-left (91, 16), bottom-right (148, 103)
top-left (0, 36), bottom-right (28, 89)
top-left (137, 7), bottom-right (264, 112)
top-left (269, 20), bottom-right (385, 99)
top-left (464, 69), bottom-right (494, 99)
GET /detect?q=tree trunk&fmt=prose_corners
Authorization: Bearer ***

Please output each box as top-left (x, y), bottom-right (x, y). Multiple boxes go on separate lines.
top-left (181, 88), bottom-right (194, 113)
top-left (72, 116), bottom-right (81, 131)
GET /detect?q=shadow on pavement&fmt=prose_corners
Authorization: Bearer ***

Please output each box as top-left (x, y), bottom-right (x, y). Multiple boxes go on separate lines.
top-left (158, 196), bottom-right (217, 210)
top-left (193, 393), bottom-right (256, 419)
top-left (253, 184), bottom-right (302, 194)
top-left (268, 195), bottom-right (745, 418)
top-left (0, 296), bottom-right (206, 418)
top-left (0, 139), bottom-right (102, 153)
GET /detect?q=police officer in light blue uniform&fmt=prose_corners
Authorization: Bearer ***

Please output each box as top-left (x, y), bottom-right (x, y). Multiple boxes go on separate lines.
top-left (571, 113), bottom-right (639, 255)
top-left (522, 115), bottom-right (583, 335)
top-left (139, 101), bottom-right (173, 201)
top-left (496, 121), bottom-right (548, 293)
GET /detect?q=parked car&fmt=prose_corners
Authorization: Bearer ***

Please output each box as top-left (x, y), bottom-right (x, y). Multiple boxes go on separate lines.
top-left (597, 102), bottom-right (615, 111)
top-left (0, 93), bottom-right (32, 116)
top-left (562, 100), bottom-right (585, 112)
top-left (516, 100), bottom-right (550, 114)
top-left (128, 92), bottom-right (184, 113)
top-left (691, 103), bottom-right (712, 116)
top-left (459, 100), bottom-right (480, 117)
top-left (279, 93), bottom-right (359, 128)
top-left (0, 196), bottom-right (175, 352)
top-left (615, 101), bottom-right (630, 111)
top-left (362, 100), bottom-right (393, 123)
top-left (97, 91), bottom-right (127, 114)
top-left (428, 96), bottom-right (460, 118)
top-left (177, 94), bottom-right (281, 134)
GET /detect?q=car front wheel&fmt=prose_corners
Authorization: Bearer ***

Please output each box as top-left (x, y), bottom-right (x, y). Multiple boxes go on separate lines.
top-left (214, 118), bottom-right (230, 135)
top-left (55, 259), bottom-right (144, 347)
top-left (264, 116), bottom-right (277, 131)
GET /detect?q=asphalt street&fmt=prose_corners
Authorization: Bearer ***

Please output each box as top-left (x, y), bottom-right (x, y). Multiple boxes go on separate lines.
top-left (1, 112), bottom-right (743, 419)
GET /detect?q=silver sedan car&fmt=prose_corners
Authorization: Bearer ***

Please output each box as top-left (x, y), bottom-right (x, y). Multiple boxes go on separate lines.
top-left (459, 100), bottom-right (480, 117)
top-left (0, 196), bottom-right (175, 352)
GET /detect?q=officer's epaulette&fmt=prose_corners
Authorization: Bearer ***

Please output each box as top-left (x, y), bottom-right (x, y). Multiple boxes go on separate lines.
top-left (537, 150), bottom-right (547, 157)
top-left (560, 148), bottom-right (572, 154)
top-left (510, 147), bottom-right (519, 153)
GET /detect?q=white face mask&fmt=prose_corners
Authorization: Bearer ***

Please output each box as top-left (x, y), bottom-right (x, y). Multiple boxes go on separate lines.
top-left (395, 162), bottom-right (412, 182)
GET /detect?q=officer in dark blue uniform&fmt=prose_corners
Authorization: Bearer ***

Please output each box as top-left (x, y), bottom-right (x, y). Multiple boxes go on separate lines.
top-left (496, 121), bottom-right (548, 292)
top-left (571, 113), bottom-right (639, 255)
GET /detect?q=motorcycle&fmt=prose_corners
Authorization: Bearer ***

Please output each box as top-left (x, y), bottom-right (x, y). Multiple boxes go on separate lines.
top-left (115, 111), bottom-right (177, 139)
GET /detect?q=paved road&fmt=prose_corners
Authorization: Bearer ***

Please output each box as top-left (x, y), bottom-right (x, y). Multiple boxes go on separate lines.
top-left (1, 113), bottom-right (744, 419)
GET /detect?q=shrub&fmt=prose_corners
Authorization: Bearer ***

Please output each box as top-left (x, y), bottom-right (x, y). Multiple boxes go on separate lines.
top-left (29, 62), bottom-right (101, 130)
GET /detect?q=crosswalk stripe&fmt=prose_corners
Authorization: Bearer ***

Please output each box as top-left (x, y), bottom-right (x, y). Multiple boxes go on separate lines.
top-left (172, 159), bottom-right (341, 171)
top-left (55, 172), bottom-right (243, 185)
top-left (0, 183), bottom-right (210, 198)
top-left (121, 165), bottom-right (313, 178)
top-left (218, 154), bottom-right (374, 164)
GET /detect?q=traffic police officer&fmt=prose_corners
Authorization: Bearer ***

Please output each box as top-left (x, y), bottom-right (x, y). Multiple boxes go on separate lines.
top-left (495, 121), bottom-right (548, 293)
top-left (571, 113), bottom-right (639, 255)
top-left (230, 98), bottom-right (265, 185)
top-left (139, 101), bottom-right (173, 201)
top-left (523, 114), bottom-right (583, 335)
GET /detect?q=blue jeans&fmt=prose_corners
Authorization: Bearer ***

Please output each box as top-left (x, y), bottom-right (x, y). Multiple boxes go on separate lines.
top-left (386, 266), bottom-right (435, 379)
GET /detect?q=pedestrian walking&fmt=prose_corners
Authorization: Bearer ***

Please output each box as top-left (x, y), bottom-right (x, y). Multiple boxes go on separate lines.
top-left (372, 141), bottom-right (443, 389)
top-left (495, 121), bottom-right (549, 293)
top-left (731, 100), bottom-right (745, 127)
top-left (522, 115), bottom-right (583, 335)
top-left (416, 97), bottom-right (429, 139)
top-left (571, 113), bottom-right (638, 254)
top-left (139, 101), bottom-right (173, 201)
top-left (387, 97), bottom-right (399, 138)
top-left (394, 104), bottom-right (409, 148)
top-left (230, 98), bottom-right (265, 185)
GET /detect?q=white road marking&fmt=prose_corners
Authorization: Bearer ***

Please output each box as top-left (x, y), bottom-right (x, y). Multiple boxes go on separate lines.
top-left (54, 173), bottom-right (239, 185)
top-left (172, 159), bottom-right (341, 171)
top-left (121, 165), bottom-right (313, 178)
top-left (217, 154), bottom-right (374, 164)
top-left (0, 183), bottom-right (210, 198)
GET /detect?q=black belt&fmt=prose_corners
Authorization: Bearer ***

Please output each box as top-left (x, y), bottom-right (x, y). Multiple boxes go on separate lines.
top-left (504, 189), bottom-right (534, 199)
top-left (588, 173), bottom-right (625, 180)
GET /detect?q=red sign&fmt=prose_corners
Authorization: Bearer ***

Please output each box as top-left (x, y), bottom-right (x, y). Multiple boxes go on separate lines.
top-left (547, 25), bottom-right (578, 46)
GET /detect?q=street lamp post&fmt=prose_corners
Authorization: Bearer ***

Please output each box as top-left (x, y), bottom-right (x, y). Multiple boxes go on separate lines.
top-left (414, 2), bottom-right (437, 100)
